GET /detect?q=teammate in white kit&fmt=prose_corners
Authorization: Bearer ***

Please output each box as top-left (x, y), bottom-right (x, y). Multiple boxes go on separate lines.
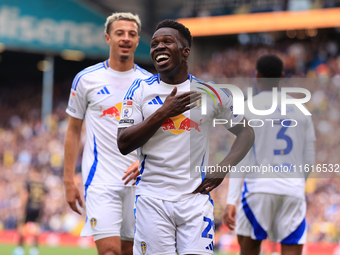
top-left (117, 20), bottom-right (254, 255)
top-left (224, 55), bottom-right (316, 255)
top-left (63, 13), bottom-right (151, 255)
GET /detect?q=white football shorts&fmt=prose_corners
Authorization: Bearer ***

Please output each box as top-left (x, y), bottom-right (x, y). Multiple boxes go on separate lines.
top-left (236, 192), bottom-right (306, 244)
top-left (133, 194), bottom-right (215, 255)
top-left (81, 185), bottom-right (135, 241)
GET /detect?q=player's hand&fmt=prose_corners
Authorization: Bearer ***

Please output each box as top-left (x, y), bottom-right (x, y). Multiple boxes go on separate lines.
top-left (223, 204), bottom-right (236, 230)
top-left (122, 160), bottom-right (140, 185)
top-left (64, 182), bottom-right (83, 215)
top-left (158, 86), bottom-right (201, 118)
top-left (193, 171), bottom-right (226, 194)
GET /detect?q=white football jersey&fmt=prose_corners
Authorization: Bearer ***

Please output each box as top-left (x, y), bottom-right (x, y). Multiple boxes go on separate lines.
top-left (66, 60), bottom-right (152, 186)
top-left (118, 74), bottom-right (243, 201)
top-left (231, 90), bottom-right (316, 200)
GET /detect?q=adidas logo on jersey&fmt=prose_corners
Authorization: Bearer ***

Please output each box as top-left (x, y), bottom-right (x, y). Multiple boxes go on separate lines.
top-left (97, 87), bottom-right (110, 95)
top-left (205, 241), bottom-right (214, 251)
top-left (148, 96), bottom-right (163, 105)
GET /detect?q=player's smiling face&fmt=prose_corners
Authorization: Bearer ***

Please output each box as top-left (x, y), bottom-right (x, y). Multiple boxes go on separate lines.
top-left (105, 20), bottom-right (140, 61)
top-left (150, 27), bottom-right (189, 75)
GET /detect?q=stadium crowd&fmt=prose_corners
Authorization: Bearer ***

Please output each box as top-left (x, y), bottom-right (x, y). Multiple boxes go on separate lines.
top-left (180, 0), bottom-right (340, 18)
top-left (1, 38), bottom-right (340, 246)
top-left (0, 100), bottom-right (86, 235)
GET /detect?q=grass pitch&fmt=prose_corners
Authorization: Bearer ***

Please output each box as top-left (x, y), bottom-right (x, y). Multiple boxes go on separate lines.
top-left (0, 244), bottom-right (241, 255)
top-left (0, 244), bottom-right (97, 255)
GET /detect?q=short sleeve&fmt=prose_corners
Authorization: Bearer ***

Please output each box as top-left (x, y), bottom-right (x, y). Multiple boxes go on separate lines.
top-left (118, 79), bottom-right (144, 128)
top-left (215, 88), bottom-right (244, 128)
top-left (66, 75), bottom-right (87, 119)
top-left (305, 115), bottom-right (316, 142)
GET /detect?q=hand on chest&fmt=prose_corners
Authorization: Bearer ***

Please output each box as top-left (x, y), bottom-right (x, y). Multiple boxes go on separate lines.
top-left (143, 93), bottom-right (209, 134)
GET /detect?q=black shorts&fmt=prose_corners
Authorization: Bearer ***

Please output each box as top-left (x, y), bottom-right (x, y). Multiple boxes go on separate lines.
top-left (24, 208), bottom-right (41, 223)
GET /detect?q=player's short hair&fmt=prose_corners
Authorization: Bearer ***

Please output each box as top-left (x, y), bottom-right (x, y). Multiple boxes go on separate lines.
top-left (105, 12), bottom-right (141, 34)
top-left (155, 19), bottom-right (192, 48)
top-left (256, 55), bottom-right (283, 78)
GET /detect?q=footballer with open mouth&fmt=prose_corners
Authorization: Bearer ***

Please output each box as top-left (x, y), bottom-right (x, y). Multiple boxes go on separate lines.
top-left (150, 26), bottom-right (190, 83)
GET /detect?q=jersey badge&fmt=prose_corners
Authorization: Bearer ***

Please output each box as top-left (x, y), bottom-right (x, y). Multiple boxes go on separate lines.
top-left (69, 91), bottom-right (76, 106)
top-left (194, 98), bottom-right (202, 108)
top-left (90, 218), bottom-right (97, 228)
top-left (141, 241), bottom-right (146, 254)
top-left (122, 100), bottom-right (133, 119)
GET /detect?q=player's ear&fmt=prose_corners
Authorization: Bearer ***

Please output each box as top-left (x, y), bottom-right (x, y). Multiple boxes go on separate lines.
top-left (105, 33), bottom-right (111, 45)
top-left (183, 47), bottom-right (190, 58)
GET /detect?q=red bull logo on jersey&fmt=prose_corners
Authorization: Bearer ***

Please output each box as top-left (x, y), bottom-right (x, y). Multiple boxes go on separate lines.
top-left (178, 117), bottom-right (202, 132)
top-left (99, 102), bottom-right (122, 120)
top-left (161, 118), bottom-right (176, 131)
top-left (161, 114), bottom-right (202, 134)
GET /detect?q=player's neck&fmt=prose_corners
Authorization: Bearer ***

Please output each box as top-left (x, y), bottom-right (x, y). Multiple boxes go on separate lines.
top-left (159, 67), bottom-right (189, 85)
top-left (258, 83), bottom-right (280, 92)
top-left (109, 56), bottom-right (134, 72)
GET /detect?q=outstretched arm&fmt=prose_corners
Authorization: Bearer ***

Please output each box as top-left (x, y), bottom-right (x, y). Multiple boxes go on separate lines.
top-left (193, 118), bottom-right (254, 194)
top-left (63, 116), bottom-right (84, 215)
top-left (224, 170), bottom-right (246, 230)
top-left (219, 119), bottom-right (255, 170)
top-left (118, 86), bottom-right (201, 155)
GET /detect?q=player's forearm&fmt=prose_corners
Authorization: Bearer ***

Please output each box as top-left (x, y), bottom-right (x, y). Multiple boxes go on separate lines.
top-left (227, 174), bottom-right (244, 206)
top-left (220, 123), bottom-right (255, 169)
top-left (63, 128), bottom-right (81, 184)
top-left (118, 109), bottom-right (167, 155)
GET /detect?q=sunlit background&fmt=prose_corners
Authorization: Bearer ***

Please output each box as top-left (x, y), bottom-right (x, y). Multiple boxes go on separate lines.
top-left (1, 0), bottom-right (340, 254)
